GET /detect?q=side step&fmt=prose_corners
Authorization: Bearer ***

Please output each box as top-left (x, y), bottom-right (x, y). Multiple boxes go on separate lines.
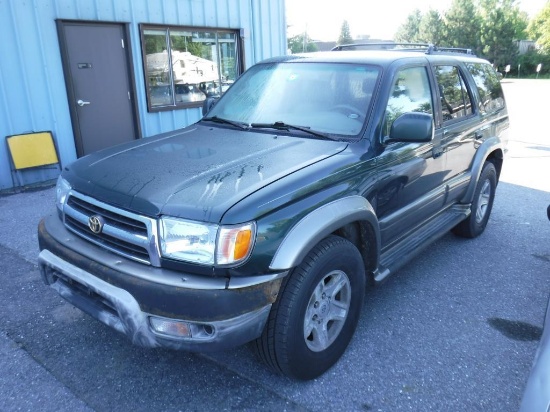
top-left (374, 204), bottom-right (470, 283)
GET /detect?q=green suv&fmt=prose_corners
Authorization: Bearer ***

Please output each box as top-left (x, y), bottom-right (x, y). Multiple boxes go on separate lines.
top-left (38, 44), bottom-right (509, 380)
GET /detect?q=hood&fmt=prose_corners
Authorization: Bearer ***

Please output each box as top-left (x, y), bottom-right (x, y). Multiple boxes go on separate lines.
top-left (66, 124), bottom-right (347, 222)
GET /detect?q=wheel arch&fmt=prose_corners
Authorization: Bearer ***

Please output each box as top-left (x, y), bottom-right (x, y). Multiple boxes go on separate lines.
top-left (269, 196), bottom-right (380, 274)
top-left (461, 138), bottom-right (505, 204)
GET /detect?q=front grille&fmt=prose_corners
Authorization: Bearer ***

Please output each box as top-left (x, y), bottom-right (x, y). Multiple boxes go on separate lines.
top-left (68, 196), bottom-right (148, 236)
top-left (63, 192), bottom-right (159, 266)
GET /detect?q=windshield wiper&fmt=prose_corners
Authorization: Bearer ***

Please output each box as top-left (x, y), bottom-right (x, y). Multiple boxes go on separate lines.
top-left (249, 121), bottom-right (336, 140)
top-left (202, 116), bottom-right (249, 130)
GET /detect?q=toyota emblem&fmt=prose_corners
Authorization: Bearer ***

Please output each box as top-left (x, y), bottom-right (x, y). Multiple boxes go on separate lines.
top-left (88, 215), bottom-right (105, 234)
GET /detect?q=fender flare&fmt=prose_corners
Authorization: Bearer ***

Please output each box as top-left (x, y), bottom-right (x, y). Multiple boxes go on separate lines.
top-left (269, 195), bottom-right (380, 271)
top-left (461, 137), bottom-right (504, 204)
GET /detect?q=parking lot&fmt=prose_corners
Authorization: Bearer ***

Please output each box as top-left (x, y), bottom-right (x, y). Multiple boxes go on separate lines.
top-left (0, 79), bottom-right (549, 411)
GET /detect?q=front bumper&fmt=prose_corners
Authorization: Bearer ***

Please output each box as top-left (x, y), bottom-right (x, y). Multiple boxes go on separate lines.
top-left (38, 214), bottom-right (285, 351)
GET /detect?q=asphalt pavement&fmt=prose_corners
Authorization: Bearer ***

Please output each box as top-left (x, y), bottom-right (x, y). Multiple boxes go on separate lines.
top-left (0, 80), bottom-right (549, 411)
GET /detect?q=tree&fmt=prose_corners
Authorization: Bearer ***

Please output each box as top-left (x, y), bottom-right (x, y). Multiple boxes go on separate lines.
top-left (392, 0), bottom-right (546, 76)
top-left (418, 10), bottom-right (446, 45)
top-left (528, 1), bottom-right (550, 51)
top-left (395, 9), bottom-right (445, 44)
top-left (337, 20), bottom-right (353, 45)
top-left (442, 0), bottom-right (483, 53)
top-left (171, 35), bottom-right (206, 57)
top-left (394, 9), bottom-right (422, 42)
top-left (288, 33), bottom-right (319, 54)
top-left (145, 32), bottom-right (168, 54)
top-left (517, 48), bottom-right (550, 76)
top-left (478, 0), bottom-right (528, 68)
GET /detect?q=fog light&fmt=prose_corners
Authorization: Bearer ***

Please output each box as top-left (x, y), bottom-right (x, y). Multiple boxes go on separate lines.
top-left (149, 316), bottom-right (216, 340)
top-left (149, 317), bottom-right (192, 338)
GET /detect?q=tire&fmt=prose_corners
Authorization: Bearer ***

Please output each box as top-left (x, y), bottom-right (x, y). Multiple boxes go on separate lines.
top-left (253, 235), bottom-right (365, 380)
top-left (453, 161), bottom-right (497, 238)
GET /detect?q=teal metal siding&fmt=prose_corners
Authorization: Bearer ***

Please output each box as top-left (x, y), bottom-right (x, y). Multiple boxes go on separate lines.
top-left (0, 0), bottom-right (286, 190)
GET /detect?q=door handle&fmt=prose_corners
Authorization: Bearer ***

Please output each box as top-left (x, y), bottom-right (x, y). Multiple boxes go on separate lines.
top-left (475, 126), bottom-right (489, 139)
top-left (77, 99), bottom-right (90, 106)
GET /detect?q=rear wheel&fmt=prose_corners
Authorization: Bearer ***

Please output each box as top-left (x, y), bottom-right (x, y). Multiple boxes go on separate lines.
top-left (453, 161), bottom-right (497, 238)
top-left (253, 235), bottom-right (365, 380)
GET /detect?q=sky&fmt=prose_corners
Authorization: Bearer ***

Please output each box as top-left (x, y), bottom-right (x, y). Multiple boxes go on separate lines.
top-left (286, 0), bottom-right (549, 42)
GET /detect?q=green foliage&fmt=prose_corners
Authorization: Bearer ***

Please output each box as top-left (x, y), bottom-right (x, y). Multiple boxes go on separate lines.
top-left (517, 49), bottom-right (550, 76)
top-left (394, 0), bottom-right (542, 74)
top-left (395, 9), bottom-right (445, 44)
top-left (444, 0), bottom-right (483, 52)
top-left (145, 31), bottom-right (207, 57)
top-left (478, 0), bottom-right (527, 67)
top-left (171, 35), bottom-right (206, 57)
top-left (288, 33), bottom-right (319, 54)
top-left (528, 1), bottom-right (550, 51)
top-left (418, 10), bottom-right (446, 45)
top-left (145, 31), bottom-right (167, 54)
top-left (337, 20), bottom-right (354, 45)
top-left (394, 9), bottom-right (422, 42)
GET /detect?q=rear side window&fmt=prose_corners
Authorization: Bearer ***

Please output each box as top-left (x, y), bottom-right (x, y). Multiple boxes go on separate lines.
top-left (465, 63), bottom-right (505, 113)
top-left (434, 65), bottom-right (473, 122)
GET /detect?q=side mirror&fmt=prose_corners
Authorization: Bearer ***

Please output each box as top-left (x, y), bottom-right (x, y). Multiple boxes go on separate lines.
top-left (202, 97), bottom-right (219, 116)
top-left (384, 112), bottom-right (434, 144)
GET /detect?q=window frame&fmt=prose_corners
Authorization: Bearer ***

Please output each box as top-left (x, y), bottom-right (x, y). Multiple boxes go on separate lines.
top-left (432, 64), bottom-right (476, 125)
top-left (206, 61), bottom-right (382, 139)
top-left (382, 65), bottom-right (435, 138)
top-left (465, 62), bottom-right (505, 114)
top-left (139, 24), bottom-right (243, 112)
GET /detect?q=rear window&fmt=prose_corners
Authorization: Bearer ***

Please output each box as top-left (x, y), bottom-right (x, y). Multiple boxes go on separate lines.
top-left (465, 63), bottom-right (505, 113)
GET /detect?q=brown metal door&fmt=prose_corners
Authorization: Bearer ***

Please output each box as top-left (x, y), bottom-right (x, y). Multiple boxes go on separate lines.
top-left (59, 22), bottom-right (139, 156)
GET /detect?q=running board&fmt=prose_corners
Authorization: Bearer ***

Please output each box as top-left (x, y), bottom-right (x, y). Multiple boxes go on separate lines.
top-left (374, 204), bottom-right (470, 283)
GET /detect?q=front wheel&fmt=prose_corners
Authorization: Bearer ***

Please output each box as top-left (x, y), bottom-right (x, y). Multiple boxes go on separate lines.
top-left (253, 236), bottom-right (365, 380)
top-left (453, 161), bottom-right (497, 238)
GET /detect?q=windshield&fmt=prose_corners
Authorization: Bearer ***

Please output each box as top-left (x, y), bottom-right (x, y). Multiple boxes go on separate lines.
top-left (206, 62), bottom-right (380, 137)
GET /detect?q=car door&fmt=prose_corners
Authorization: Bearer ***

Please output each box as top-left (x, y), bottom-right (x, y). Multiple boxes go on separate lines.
top-left (375, 65), bottom-right (447, 248)
top-left (431, 63), bottom-right (479, 205)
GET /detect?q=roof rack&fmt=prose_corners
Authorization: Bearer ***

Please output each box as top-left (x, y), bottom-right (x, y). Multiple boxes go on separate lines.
top-left (331, 42), bottom-right (475, 56)
top-left (433, 46), bottom-right (474, 55)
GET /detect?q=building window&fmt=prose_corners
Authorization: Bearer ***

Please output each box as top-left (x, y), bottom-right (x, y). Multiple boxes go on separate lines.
top-left (140, 25), bottom-right (241, 111)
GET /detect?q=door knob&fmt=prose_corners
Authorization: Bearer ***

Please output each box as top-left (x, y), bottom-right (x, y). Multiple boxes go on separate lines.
top-left (77, 99), bottom-right (90, 106)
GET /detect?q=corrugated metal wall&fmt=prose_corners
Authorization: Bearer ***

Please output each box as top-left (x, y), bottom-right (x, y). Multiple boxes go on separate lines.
top-left (0, 0), bottom-right (286, 190)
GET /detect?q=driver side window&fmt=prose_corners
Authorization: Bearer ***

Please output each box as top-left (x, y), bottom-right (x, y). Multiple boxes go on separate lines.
top-left (384, 66), bottom-right (433, 136)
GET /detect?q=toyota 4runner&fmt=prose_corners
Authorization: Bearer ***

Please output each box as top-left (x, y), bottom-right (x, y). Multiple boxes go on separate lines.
top-left (38, 44), bottom-right (509, 380)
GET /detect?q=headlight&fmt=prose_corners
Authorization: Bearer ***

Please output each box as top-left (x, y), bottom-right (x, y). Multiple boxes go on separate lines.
top-left (159, 217), bottom-right (255, 266)
top-left (55, 176), bottom-right (71, 211)
top-left (159, 218), bottom-right (218, 264)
